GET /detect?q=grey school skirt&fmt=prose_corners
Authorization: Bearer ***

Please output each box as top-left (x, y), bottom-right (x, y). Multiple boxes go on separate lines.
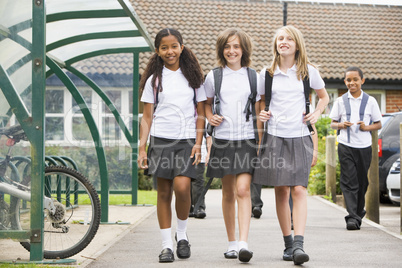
top-left (206, 138), bottom-right (257, 179)
top-left (145, 136), bottom-right (198, 180)
top-left (253, 134), bottom-right (313, 187)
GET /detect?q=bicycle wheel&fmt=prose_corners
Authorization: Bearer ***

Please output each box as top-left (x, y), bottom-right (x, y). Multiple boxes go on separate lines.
top-left (20, 165), bottom-right (101, 259)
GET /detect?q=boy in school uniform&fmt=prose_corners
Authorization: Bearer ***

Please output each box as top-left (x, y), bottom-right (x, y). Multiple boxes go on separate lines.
top-left (329, 66), bottom-right (382, 231)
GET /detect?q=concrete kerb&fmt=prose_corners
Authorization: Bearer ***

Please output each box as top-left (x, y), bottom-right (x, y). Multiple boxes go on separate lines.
top-left (313, 195), bottom-right (402, 240)
top-left (79, 205), bottom-right (157, 267)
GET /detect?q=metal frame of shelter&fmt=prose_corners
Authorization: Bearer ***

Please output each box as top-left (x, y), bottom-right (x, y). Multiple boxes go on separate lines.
top-left (0, 0), bottom-right (153, 261)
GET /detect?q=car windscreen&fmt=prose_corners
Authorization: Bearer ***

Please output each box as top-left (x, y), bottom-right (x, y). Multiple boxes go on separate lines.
top-left (378, 115), bottom-right (392, 135)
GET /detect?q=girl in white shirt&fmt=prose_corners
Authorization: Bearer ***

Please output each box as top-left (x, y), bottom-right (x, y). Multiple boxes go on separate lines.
top-left (205, 28), bottom-right (260, 263)
top-left (253, 25), bottom-right (329, 265)
top-left (138, 28), bottom-right (206, 263)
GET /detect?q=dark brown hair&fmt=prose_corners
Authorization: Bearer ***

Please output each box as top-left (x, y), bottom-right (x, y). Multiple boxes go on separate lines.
top-left (139, 28), bottom-right (204, 92)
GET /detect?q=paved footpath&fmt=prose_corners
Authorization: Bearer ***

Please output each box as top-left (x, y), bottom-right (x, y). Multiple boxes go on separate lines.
top-left (85, 188), bottom-right (402, 268)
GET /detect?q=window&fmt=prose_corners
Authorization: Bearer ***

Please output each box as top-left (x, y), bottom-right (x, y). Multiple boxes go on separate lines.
top-left (312, 88), bottom-right (338, 115)
top-left (45, 89), bottom-right (64, 141)
top-left (44, 86), bottom-right (134, 146)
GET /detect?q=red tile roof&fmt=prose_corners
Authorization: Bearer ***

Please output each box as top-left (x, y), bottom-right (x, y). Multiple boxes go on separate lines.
top-left (77, 0), bottom-right (402, 82)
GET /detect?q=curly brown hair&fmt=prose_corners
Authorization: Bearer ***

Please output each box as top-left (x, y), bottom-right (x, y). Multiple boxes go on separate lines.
top-left (139, 28), bottom-right (204, 93)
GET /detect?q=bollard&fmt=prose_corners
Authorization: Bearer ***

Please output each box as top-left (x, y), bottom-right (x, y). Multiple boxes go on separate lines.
top-left (326, 135), bottom-right (337, 203)
top-left (400, 123), bottom-right (402, 234)
top-left (366, 130), bottom-right (380, 224)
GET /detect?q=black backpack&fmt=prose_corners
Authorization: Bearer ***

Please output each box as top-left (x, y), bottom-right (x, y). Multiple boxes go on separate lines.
top-left (264, 70), bottom-right (314, 134)
top-left (206, 67), bottom-right (259, 143)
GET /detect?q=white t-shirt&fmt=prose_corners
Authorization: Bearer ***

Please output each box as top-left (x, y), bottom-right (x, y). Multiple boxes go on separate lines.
top-left (204, 66), bottom-right (260, 141)
top-left (257, 64), bottom-right (325, 138)
top-left (329, 90), bottom-right (382, 148)
top-left (141, 66), bottom-right (206, 139)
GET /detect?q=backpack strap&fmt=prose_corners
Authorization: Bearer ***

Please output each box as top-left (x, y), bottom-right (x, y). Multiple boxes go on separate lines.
top-left (212, 67), bottom-right (223, 116)
top-left (303, 77), bottom-right (315, 134)
top-left (264, 71), bottom-right (314, 135)
top-left (206, 67), bottom-right (223, 136)
top-left (264, 70), bottom-right (272, 111)
top-left (341, 92), bottom-right (353, 142)
top-left (357, 92), bottom-right (369, 132)
top-left (244, 67), bottom-right (259, 144)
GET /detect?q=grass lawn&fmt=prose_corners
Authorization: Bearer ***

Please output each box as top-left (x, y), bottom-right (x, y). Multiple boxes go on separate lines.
top-left (107, 190), bottom-right (157, 206)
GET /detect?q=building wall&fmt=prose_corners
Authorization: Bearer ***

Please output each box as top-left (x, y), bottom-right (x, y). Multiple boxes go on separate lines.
top-left (386, 91), bottom-right (402, 113)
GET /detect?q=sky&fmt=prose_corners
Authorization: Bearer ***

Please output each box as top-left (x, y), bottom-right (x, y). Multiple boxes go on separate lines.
top-left (283, 0), bottom-right (402, 6)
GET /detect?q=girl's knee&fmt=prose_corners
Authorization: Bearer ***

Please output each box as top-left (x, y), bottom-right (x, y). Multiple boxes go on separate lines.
top-left (236, 186), bottom-right (250, 199)
top-left (222, 189), bottom-right (236, 202)
top-left (158, 191), bottom-right (172, 203)
top-left (291, 186), bottom-right (307, 199)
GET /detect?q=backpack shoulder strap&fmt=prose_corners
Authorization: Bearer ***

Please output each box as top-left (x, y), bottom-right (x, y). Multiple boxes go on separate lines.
top-left (302, 76), bottom-right (314, 134)
top-left (264, 70), bottom-right (272, 111)
top-left (342, 93), bottom-right (351, 121)
top-left (359, 92), bottom-right (369, 122)
top-left (244, 68), bottom-right (257, 120)
top-left (342, 93), bottom-right (352, 142)
top-left (244, 67), bottom-right (259, 144)
top-left (212, 67), bottom-right (223, 115)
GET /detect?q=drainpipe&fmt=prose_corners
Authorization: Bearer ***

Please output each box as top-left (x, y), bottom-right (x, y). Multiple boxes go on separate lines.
top-left (283, 2), bottom-right (288, 26)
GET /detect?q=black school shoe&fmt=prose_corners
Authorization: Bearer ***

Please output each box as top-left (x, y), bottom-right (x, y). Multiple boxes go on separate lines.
top-left (224, 250), bottom-right (238, 259)
top-left (252, 207), bottom-right (262, 219)
top-left (195, 208), bottom-right (206, 219)
top-left (283, 247), bottom-right (293, 261)
top-left (159, 248), bottom-right (174, 263)
top-left (293, 248), bottom-right (309, 265)
top-left (175, 234), bottom-right (191, 259)
top-left (346, 218), bottom-right (360, 230)
top-left (238, 248), bottom-right (253, 263)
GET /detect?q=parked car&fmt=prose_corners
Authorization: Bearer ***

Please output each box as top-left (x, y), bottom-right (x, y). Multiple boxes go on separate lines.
top-left (378, 111), bottom-right (402, 203)
top-left (386, 158), bottom-right (400, 205)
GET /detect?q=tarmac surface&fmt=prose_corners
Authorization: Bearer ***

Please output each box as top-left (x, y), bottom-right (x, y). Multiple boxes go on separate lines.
top-left (1, 188), bottom-right (401, 267)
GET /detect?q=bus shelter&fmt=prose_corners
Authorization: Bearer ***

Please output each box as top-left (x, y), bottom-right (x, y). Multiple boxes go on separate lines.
top-left (0, 0), bottom-right (153, 262)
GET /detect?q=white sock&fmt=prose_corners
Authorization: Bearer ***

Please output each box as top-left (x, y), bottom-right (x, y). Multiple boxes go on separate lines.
top-left (228, 240), bottom-right (238, 252)
top-left (160, 228), bottom-right (173, 250)
top-left (238, 241), bottom-right (248, 250)
top-left (176, 218), bottom-right (188, 241)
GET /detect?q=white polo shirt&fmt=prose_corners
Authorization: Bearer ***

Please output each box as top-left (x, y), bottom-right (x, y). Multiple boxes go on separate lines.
top-left (141, 66), bottom-right (206, 140)
top-left (257, 64), bottom-right (326, 138)
top-left (329, 90), bottom-right (382, 148)
top-left (204, 66), bottom-right (260, 141)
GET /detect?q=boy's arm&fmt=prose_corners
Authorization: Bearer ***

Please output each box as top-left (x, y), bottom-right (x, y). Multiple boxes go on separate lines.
top-left (357, 120), bottom-right (382, 132)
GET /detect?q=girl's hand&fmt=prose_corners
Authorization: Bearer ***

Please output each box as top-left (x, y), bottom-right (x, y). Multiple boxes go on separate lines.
top-left (304, 110), bottom-right (320, 125)
top-left (259, 109), bottom-right (271, 123)
top-left (209, 114), bottom-right (224, 126)
top-left (311, 150), bottom-right (318, 167)
top-left (191, 145), bottom-right (201, 165)
top-left (137, 151), bottom-right (148, 169)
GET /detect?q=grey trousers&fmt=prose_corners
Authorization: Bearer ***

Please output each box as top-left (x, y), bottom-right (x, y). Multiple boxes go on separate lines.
top-left (338, 143), bottom-right (372, 225)
top-left (251, 182), bottom-right (263, 208)
top-left (191, 163), bottom-right (206, 210)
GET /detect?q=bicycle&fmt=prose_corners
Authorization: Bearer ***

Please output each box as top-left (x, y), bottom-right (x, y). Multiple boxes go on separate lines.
top-left (0, 124), bottom-right (101, 259)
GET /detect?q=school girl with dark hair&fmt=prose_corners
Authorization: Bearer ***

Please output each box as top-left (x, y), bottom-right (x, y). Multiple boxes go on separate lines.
top-left (138, 28), bottom-right (206, 263)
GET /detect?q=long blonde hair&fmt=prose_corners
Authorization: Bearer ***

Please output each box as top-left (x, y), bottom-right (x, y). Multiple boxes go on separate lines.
top-left (267, 25), bottom-right (315, 80)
